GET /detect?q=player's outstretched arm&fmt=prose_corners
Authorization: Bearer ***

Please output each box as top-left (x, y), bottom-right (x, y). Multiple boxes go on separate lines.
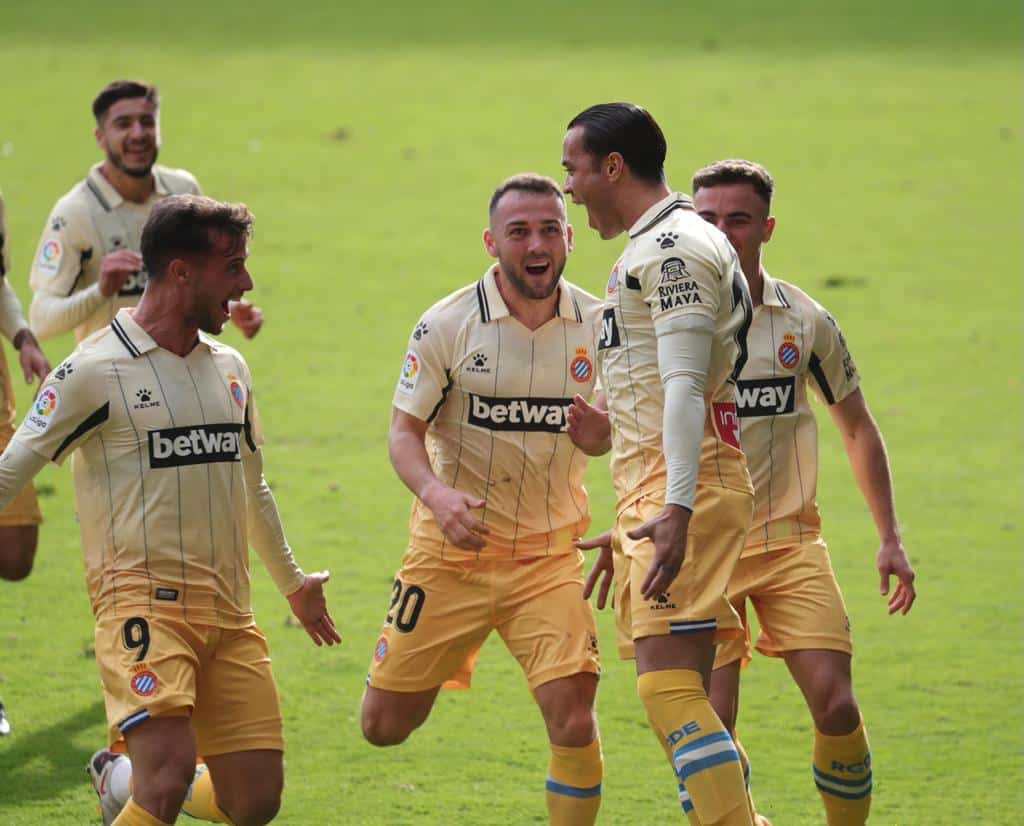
top-left (566, 391), bottom-right (611, 456)
top-left (577, 530), bottom-right (614, 609)
top-left (828, 388), bottom-right (916, 615)
top-left (389, 407), bottom-right (489, 550)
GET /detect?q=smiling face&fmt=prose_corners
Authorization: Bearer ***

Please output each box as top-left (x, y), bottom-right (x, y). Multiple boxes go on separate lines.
top-left (183, 230), bottom-right (253, 335)
top-left (693, 181), bottom-right (775, 279)
top-left (483, 189), bottom-right (572, 301)
top-left (95, 96), bottom-right (160, 178)
top-left (561, 125), bottom-right (623, 240)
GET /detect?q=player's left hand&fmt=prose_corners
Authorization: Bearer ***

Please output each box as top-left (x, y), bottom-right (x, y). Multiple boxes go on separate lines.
top-left (577, 530), bottom-right (614, 609)
top-left (13, 329), bottom-right (50, 391)
top-left (566, 395), bottom-right (611, 456)
top-left (287, 570), bottom-right (342, 646)
top-left (877, 537), bottom-right (916, 615)
top-left (228, 299), bottom-right (264, 339)
top-left (627, 504), bottom-right (690, 601)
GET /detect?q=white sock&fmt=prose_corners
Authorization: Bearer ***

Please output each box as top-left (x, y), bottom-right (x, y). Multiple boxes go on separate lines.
top-left (109, 755), bottom-right (133, 804)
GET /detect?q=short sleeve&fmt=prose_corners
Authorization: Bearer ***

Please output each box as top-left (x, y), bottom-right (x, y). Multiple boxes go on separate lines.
top-left (12, 355), bottom-right (108, 464)
top-left (636, 244), bottom-right (721, 330)
top-left (392, 311), bottom-right (451, 422)
top-left (29, 199), bottom-right (95, 297)
top-left (807, 301), bottom-right (860, 406)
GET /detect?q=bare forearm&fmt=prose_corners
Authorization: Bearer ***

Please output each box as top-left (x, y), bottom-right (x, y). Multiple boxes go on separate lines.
top-left (841, 419), bottom-right (900, 542)
top-left (388, 428), bottom-right (442, 502)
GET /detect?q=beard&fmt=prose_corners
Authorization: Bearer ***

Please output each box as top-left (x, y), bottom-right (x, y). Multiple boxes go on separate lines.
top-left (108, 144), bottom-right (159, 178)
top-left (497, 253), bottom-right (566, 301)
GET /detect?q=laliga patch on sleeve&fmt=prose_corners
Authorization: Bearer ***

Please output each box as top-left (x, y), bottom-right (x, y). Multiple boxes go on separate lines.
top-left (23, 386), bottom-right (61, 434)
top-left (396, 350), bottom-right (421, 395)
top-left (37, 238), bottom-right (63, 274)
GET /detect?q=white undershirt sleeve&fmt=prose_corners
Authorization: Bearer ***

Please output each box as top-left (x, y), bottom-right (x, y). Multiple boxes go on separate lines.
top-left (29, 283), bottom-right (107, 340)
top-left (0, 439), bottom-right (49, 512)
top-left (242, 448), bottom-right (305, 597)
top-left (0, 279), bottom-right (29, 342)
top-left (655, 315), bottom-right (714, 510)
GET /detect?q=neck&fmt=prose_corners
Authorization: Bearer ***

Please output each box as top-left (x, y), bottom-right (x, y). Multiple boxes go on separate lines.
top-left (746, 262), bottom-right (766, 308)
top-left (494, 268), bottom-right (559, 331)
top-left (131, 290), bottom-right (198, 357)
top-left (99, 161), bottom-right (155, 204)
top-left (617, 180), bottom-right (672, 235)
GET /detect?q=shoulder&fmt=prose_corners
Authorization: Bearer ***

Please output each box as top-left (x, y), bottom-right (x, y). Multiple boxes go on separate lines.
top-left (421, 280), bottom-right (481, 327)
top-left (561, 278), bottom-right (603, 319)
top-left (771, 277), bottom-right (833, 321)
top-left (154, 165), bottom-right (201, 195)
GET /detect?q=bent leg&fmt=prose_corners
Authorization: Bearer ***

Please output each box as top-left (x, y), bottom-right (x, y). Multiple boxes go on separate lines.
top-left (786, 649), bottom-right (870, 825)
top-left (360, 685), bottom-right (440, 746)
top-left (0, 525), bottom-right (38, 581)
top-left (115, 714), bottom-right (197, 824)
top-left (203, 749), bottom-right (283, 826)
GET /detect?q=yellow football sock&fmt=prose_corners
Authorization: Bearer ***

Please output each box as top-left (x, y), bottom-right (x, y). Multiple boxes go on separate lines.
top-left (112, 799), bottom-right (172, 826)
top-left (734, 734), bottom-right (769, 824)
top-left (545, 738), bottom-right (603, 825)
top-left (637, 669), bottom-right (751, 826)
top-left (180, 763), bottom-right (232, 823)
top-left (813, 718), bottom-right (871, 825)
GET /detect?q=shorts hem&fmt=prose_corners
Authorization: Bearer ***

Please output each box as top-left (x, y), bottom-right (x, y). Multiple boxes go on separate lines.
top-left (367, 675), bottom-right (446, 693)
top-left (199, 737), bottom-right (284, 757)
top-left (755, 639), bottom-right (853, 658)
top-left (106, 695), bottom-right (195, 747)
top-left (527, 661), bottom-right (600, 692)
top-left (617, 627), bottom-right (742, 661)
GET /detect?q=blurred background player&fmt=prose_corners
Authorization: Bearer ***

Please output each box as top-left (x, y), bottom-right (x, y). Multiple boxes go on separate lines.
top-left (562, 103), bottom-right (754, 826)
top-left (28, 80), bottom-right (262, 343)
top-left (0, 189), bottom-right (52, 735)
top-left (360, 174), bottom-right (605, 825)
top-left (0, 194), bottom-right (339, 825)
top-left (691, 158), bottom-right (916, 825)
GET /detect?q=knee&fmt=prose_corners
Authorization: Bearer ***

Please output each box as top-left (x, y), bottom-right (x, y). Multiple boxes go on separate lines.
top-left (547, 705), bottom-right (597, 747)
top-left (814, 690), bottom-right (860, 736)
top-left (0, 546), bottom-right (36, 581)
top-left (361, 707), bottom-right (413, 747)
top-left (223, 784), bottom-right (282, 826)
top-left (147, 758), bottom-right (197, 812)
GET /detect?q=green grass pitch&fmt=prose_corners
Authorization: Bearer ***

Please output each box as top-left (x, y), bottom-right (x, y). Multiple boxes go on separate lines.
top-left (0, 1), bottom-right (1020, 822)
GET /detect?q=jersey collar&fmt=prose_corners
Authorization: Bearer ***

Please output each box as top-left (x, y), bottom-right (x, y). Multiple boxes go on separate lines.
top-left (111, 308), bottom-right (215, 358)
top-left (760, 271), bottom-right (792, 308)
top-left (628, 191), bottom-right (694, 239)
top-left (87, 163), bottom-right (169, 211)
top-left (476, 266), bottom-right (583, 324)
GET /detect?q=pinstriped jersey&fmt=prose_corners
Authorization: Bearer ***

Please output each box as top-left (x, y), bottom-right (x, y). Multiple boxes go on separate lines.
top-left (737, 273), bottom-right (859, 555)
top-left (0, 193), bottom-right (17, 428)
top-left (30, 163), bottom-right (200, 341)
top-left (598, 192), bottom-right (754, 513)
top-left (11, 309), bottom-right (263, 628)
top-left (393, 267), bottom-right (602, 559)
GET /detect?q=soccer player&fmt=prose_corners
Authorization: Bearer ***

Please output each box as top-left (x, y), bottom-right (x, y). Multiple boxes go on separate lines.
top-left (0, 190), bottom-right (52, 735)
top-left (561, 103), bottom-right (755, 825)
top-left (0, 194), bottom-right (339, 825)
top-left (28, 79), bottom-right (262, 343)
top-left (360, 174), bottom-right (605, 825)
top-left (690, 159), bottom-right (916, 825)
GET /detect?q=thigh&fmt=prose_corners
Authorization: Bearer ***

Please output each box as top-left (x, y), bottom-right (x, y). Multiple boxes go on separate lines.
top-left (616, 486), bottom-right (752, 660)
top-left (497, 552), bottom-right (600, 691)
top-left (367, 545), bottom-right (494, 691)
top-left (749, 539), bottom-right (853, 658)
top-left (0, 425), bottom-right (41, 528)
top-left (94, 615), bottom-right (202, 748)
top-left (192, 624), bottom-right (284, 757)
top-left (204, 749), bottom-right (283, 818)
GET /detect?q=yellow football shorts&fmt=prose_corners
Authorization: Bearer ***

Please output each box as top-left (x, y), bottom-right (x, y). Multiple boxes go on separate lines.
top-left (0, 424), bottom-right (41, 526)
top-left (367, 544), bottom-right (600, 692)
top-left (613, 484), bottom-right (753, 659)
top-left (94, 616), bottom-right (284, 756)
top-left (714, 537), bottom-right (853, 668)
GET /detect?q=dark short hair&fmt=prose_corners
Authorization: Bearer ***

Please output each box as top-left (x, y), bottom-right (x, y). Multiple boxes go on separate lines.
top-left (691, 159), bottom-right (775, 208)
top-left (489, 173), bottom-right (565, 217)
top-left (92, 80), bottom-right (159, 123)
top-left (567, 103), bottom-right (666, 183)
top-left (141, 195), bottom-right (253, 279)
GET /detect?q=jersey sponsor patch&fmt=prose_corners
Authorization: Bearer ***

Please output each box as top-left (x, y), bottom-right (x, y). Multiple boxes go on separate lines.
top-left (37, 238), bottom-right (62, 273)
top-left (130, 670), bottom-right (158, 697)
top-left (467, 393), bottom-right (572, 432)
top-left (23, 386), bottom-right (60, 434)
top-left (597, 307), bottom-right (620, 350)
top-left (147, 423), bottom-right (242, 467)
top-left (711, 401), bottom-right (741, 449)
top-left (735, 377), bottom-right (796, 417)
top-left (569, 348), bottom-right (593, 383)
top-left (397, 350), bottom-right (420, 394)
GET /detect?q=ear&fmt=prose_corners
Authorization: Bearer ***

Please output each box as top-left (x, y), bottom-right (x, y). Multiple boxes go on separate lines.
top-left (763, 216), bottom-right (776, 244)
top-left (482, 227), bottom-right (498, 258)
top-left (94, 125), bottom-right (104, 149)
top-left (167, 257), bottom-right (189, 282)
top-left (566, 223), bottom-right (574, 252)
top-left (605, 151), bottom-right (625, 183)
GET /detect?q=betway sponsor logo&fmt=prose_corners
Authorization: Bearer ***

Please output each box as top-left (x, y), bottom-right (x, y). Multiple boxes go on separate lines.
top-left (468, 394), bottom-right (572, 433)
top-left (148, 424), bottom-right (242, 468)
top-left (735, 377), bottom-right (795, 417)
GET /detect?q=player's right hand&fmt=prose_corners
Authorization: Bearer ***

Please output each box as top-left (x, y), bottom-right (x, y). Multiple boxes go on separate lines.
top-left (98, 250), bottom-right (144, 297)
top-left (628, 504), bottom-right (691, 601)
top-left (577, 530), bottom-right (614, 609)
top-left (566, 394), bottom-right (611, 456)
top-left (422, 482), bottom-right (490, 550)
top-left (287, 571), bottom-right (342, 647)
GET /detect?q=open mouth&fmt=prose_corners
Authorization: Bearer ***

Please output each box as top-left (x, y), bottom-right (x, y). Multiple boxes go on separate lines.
top-left (525, 262), bottom-right (551, 276)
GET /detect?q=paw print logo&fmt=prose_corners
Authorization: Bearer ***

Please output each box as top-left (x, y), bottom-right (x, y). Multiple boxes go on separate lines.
top-left (136, 388), bottom-right (152, 403)
top-left (50, 216), bottom-right (67, 232)
top-left (53, 361), bottom-right (74, 381)
top-left (413, 321), bottom-right (429, 341)
top-left (472, 353), bottom-right (487, 368)
top-left (656, 232), bottom-right (679, 250)
top-left (656, 592), bottom-right (671, 605)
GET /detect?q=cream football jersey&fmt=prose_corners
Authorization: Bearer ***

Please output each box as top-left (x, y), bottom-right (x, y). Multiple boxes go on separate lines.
top-left (30, 163), bottom-right (200, 341)
top-left (12, 309), bottom-right (263, 627)
top-left (393, 267), bottom-right (603, 559)
top-left (736, 273), bottom-right (859, 555)
top-left (0, 193), bottom-right (18, 428)
top-left (598, 192), bottom-right (753, 512)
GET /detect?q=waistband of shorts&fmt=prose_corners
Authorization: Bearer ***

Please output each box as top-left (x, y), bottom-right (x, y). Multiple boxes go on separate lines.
top-left (742, 520), bottom-right (823, 556)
